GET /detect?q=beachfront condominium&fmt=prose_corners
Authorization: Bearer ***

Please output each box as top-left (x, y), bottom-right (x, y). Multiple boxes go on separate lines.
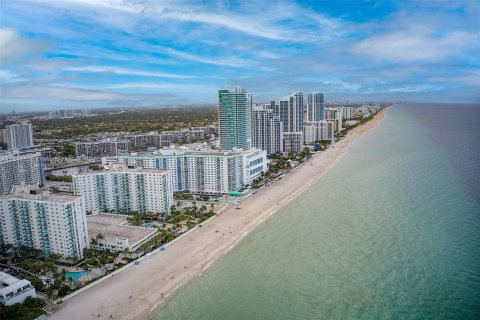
top-left (303, 121), bottom-right (335, 144)
top-left (251, 104), bottom-right (284, 155)
top-left (282, 132), bottom-right (304, 153)
top-left (4, 123), bottom-right (34, 151)
top-left (0, 184), bottom-right (88, 258)
top-left (307, 92), bottom-right (325, 122)
top-left (73, 165), bottom-right (173, 215)
top-left (112, 148), bottom-right (267, 194)
top-left (218, 87), bottom-right (252, 150)
top-left (340, 107), bottom-right (356, 120)
top-left (0, 152), bottom-right (44, 195)
top-left (274, 92), bottom-right (304, 153)
top-left (325, 108), bottom-right (343, 133)
top-left (275, 92), bottom-right (304, 133)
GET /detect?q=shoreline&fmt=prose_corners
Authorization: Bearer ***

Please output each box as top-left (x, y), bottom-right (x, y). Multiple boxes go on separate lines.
top-left (50, 108), bottom-right (387, 320)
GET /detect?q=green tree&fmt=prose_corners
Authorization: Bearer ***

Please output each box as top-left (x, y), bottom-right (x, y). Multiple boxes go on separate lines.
top-left (62, 144), bottom-right (76, 157)
top-left (29, 276), bottom-right (44, 291)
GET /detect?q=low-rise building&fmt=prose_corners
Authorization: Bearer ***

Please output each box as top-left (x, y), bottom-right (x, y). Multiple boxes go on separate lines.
top-left (87, 214), bottom-right (158, 252)
top-left (0, 185), bottom-right (88, 258)
top-left (0, 272), bottom-right (36, 306)
top-left (75, 140), bottom-right (130, 158)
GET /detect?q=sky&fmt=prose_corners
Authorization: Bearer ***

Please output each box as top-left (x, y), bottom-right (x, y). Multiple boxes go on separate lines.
top-left (0, 0), bottom-right (479, 111)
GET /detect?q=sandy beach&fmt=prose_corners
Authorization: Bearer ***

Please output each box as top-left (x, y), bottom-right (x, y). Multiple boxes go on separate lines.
top-left (50, 108), bottom-right (386, 320)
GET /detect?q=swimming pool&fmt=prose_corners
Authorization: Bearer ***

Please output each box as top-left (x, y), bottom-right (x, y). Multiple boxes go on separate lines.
top-left (66, 270), bottom-right (90, 281)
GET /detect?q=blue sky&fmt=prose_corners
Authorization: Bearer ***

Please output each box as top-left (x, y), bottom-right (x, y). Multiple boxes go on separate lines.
top-left (0, 0), bottom-right (479, 111)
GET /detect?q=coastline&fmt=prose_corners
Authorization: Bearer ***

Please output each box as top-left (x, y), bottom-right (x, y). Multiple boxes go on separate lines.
top-left (50, 108), bottom-right (387, 320)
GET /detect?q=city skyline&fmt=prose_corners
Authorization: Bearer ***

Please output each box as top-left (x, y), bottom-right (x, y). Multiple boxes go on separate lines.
top-left (1, 0), bottom-right (479, 112)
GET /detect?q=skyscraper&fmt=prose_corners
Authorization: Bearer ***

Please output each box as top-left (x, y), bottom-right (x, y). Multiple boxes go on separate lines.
top-left (307, 92), bottom-right (325, 121)
top-left (275, 92), bottom-right (304, 133)
top-left (251, 104), bottom-right (283, 155)
top-left (219, 87), bottom-right (252, 150)
top-left (5, 123), bottom-right (34, 151)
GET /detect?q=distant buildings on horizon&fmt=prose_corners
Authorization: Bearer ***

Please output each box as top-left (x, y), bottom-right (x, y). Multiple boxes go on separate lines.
top-left (0, 86), bottom-right (383, 259)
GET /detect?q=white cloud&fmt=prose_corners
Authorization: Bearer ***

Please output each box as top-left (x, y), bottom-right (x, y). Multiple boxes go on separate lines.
top-left (1, 82), bottom-right (185, 104)
top-left (64, 65), bottom-right (195, 79)
top-left (108, 82), bottom-right (216, 93)
top-left (354, 28), bottom-right (476, 63)
top-left (0, 28), bottom-right (49, 61)
top-left (30, 0), bottom-right (342, 42)
top-left (158, 47), bottom-right (252, 68)
top-left (0, 69), bottom-right (25, 83)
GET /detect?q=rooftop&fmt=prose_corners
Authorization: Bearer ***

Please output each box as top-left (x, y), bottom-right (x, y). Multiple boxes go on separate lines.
top-left (73, 165), bottom-right (169, 176)
top-left (87, 214), bottom-right (156, 245)
top-left (120, 148), bottom-right (263, 158)
top-left (0, 184), bottom-right (80, 203)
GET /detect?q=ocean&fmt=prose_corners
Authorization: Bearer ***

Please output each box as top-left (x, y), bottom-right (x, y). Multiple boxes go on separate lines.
top-left (150, 104), bottom-right (480, 319)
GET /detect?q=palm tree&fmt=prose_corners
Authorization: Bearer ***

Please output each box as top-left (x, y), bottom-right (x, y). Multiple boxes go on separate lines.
top-left (96, 233), bottom-right (106, 247)
top-left (60, 268), bottom-right (67, 282)
top-left (90, 237), bottom-right (98, 247)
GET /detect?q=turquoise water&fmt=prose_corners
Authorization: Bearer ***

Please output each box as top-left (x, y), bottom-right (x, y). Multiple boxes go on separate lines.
top-left (66, 271), bottom-right (90, 281)
top-left (151, 105), bottom-right (480, 319)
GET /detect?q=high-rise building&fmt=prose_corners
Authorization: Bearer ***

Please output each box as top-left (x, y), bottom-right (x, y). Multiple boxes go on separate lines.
top-left (282, 132), bottom-right (304, 153)
top-left (0, 152), bottom-right (44, 195)
top-left (5, 123), bottom-right (34, 151)
top-left (73, 166), bottom-right (173, 215)
top-left (275, 92), bottom-right (304, 133)
top-left (0, 185), bottom-right (88, 258)
top-left (218, 87), bottom-right (252, 150)
top-left (340, 107), bottom-right (356, 120)
top-left (112, 148), bottom-right (267, 194)
top-left (251, 104), bottom-right (283, 155)
top-left (303, 121), bottom-right (335, 144)
top-left (273, 92), bottom-right (305, 154)
top-left (307, 92), bottom-right (325, 121)
top-left (325, 108), bottom-right (343, 133)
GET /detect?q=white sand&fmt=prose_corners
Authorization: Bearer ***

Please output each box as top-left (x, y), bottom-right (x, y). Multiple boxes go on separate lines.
top-left (50, 109), bottom-right (386, 320)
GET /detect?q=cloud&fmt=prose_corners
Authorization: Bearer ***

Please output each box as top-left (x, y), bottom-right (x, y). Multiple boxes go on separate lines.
top-left (64, 65), bottom-right (196, 79)
top-left (0, 82), bottom-right (187, 106)
top-left (354, 26), bottom-right (477, 63)
top-left (108, 82), bottom-right (217, 93)
top-left (0, 28), bottom-right (49, 61)
top-left (158, 47), bottom-right (252, 68)
top-left (0, 69), bottom-right (25, 83)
